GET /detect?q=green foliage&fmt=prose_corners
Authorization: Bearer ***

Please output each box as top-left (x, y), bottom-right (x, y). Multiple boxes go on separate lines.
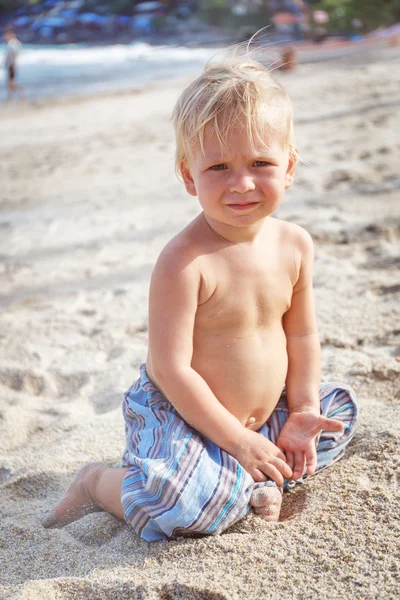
top-left (187, 0), bottom-right (400, 32)
top-left (199, 0), bottom-right (231, 26)
top-left (0, 0), bottom-right (41, 12)
top-left (0, 0), bottom-right (23, 14)
top-left (0, 0), bottom-right (133, 16)
top-left (107, 0), bottom-right (132, 16)
top-left (313, 0), bottom-right (399, 32)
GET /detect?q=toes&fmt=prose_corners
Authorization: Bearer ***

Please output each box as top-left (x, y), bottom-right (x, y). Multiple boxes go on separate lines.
top-left (250, 486), bottom-right (282, 508)
top-left (41, 462), bottom-right (107, 529)
top-left (254, 505), bottom-right (280, 522)
top-left (42, 512), bottom-right (57, 528)
top-left (250, 486), bottom-right (282, 522)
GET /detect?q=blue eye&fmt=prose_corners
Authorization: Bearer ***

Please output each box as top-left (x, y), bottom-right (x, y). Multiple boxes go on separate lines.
top-left (210, 164), bottom-right (227, 171)
top-left (253, 161), bottom-right (269, 167)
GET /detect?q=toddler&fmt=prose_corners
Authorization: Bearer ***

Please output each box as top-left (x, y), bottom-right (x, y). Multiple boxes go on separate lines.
top-left (43, 56), bottom-right (358, 541)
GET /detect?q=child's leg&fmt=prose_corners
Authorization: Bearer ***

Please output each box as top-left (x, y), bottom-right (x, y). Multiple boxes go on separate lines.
top-left (42, 463), bottom-right (129, 528)
top-left (119, 365), bottom-right (256, 541)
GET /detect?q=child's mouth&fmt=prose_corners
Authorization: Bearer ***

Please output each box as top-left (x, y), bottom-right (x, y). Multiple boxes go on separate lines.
top-left (228, 202), bottom-right (259, 211)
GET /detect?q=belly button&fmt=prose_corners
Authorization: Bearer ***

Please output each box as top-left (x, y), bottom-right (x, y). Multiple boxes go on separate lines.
top-left (245, 416), bottom-right (256, 428)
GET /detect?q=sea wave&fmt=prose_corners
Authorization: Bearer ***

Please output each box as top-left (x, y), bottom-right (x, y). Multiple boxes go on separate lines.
top-left (0, 42), bottom-right (223, 101)
top-left (17, 42), bottom-right (221, 66)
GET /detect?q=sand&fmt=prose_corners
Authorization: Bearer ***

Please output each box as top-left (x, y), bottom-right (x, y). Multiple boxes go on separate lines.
top-left (1, 45), bottom-right (399, 600)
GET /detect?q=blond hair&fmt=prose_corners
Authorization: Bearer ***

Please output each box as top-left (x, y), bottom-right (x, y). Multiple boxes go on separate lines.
top-left (172, 56), bottom-right (297, 178)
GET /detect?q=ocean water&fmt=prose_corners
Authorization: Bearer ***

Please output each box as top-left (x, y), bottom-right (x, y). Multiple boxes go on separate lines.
top-left (0, 42), bottom-right (222, 102)
top-left (1, 38), bottom-right (390, 103)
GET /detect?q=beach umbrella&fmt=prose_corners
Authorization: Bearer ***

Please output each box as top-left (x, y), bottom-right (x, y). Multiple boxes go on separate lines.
top-left (60, 10), bottom-right (78, 20)
top-left (31, 17), bottom-right (67, 30)
top-left (77, 13), bottom-right (107, 25)
top-left (117, 16), bottom-right (132, 25)
top-left (132, 14), bottom-right (153, 32)
top-left (15, 16), bottom-right (31, 27)
top-left (135, 2), bottom-right (163, 13)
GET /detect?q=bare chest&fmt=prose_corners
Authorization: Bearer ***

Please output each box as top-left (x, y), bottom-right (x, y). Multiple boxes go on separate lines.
top-left (197, 250), bottom-right (294, 330)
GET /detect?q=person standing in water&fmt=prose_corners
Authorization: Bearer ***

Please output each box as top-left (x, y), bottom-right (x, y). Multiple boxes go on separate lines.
top-left (4, 28), bottom-right (23, 100)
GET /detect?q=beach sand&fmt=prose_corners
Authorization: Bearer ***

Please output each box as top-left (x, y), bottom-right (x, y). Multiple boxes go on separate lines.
top-left (1, 45), bottom-right (399, 600)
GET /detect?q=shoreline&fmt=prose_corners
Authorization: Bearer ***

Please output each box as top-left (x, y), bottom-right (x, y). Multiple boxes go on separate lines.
top-left (1, 38), bottom-right (398, 110)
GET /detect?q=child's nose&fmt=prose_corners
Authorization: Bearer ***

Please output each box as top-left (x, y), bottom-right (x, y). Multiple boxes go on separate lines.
top-left (228, 172), bottom-right (256, 194)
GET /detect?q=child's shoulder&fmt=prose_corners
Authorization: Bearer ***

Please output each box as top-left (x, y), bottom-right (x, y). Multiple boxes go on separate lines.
top-left (153, 216), bottom-right (204, 276)
top-left (273, 218), bottom-right (314, 253)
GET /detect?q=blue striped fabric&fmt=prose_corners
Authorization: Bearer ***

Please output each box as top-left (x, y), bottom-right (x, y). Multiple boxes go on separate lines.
top-left (121, 365), bottom-right (359, 541)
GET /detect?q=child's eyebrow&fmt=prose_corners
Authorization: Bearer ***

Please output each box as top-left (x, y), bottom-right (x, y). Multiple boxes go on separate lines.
top-left (202, 152), bottom-right (228, 161)
top-left (203, 151), bottom-right (277, 163)
top-left (202, 152), bottom-right (278, 165)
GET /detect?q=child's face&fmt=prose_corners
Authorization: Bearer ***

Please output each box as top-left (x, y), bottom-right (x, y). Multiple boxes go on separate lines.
top-left (181, 122), bottom-right (295, 230)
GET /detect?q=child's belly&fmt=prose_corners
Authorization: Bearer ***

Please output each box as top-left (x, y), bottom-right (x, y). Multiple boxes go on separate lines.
top-left (192, 326), bottom-right (288, 430)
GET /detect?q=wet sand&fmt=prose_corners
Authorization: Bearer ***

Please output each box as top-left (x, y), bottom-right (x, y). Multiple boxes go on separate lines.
top-left (1, 45), bottom-right (400, 600)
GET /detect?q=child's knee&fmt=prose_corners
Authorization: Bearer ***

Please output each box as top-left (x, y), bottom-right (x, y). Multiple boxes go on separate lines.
top-left (316, 383), bottom-right (359, 464)
top-left (321, 383), bottom-right (359, 432)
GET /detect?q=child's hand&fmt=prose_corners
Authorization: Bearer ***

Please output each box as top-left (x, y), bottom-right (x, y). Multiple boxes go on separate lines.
top-left (276, 411), bottom-right (344, 480)
top-left (233, 430), bottom-right (293, 486)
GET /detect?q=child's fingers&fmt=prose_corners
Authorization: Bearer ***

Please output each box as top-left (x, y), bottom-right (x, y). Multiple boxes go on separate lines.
top-left (285, 451), bottom-right (295, 471)
top-left (251, 468), bottom-right (268, 483)
top-left (259, 460), bottom-right (289, 487)
top-left (319, 416), bottom-right (344, 432)
top-left (276, 448), bottom-right (287, 462)
top-left (251, 464), bottom-right (283, 487)
top-left (261, 464), bottom-right (284, 487)
top-left (271, 456), bottom-right (293, 480)
top-left (268, 445), bottom-right (287, 462)
top-left (292, 451), bottom-right (305, 480)
top-left (305, 448), bottom-right (317, 475)
top-left (262, 438), bottom-right (287, 462)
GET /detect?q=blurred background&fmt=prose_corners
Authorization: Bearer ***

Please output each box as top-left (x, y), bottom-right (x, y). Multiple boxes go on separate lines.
top-left (1, 0), bottom-right (400, 101)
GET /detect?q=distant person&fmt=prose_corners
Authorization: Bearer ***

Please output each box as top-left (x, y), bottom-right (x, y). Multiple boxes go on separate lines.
top-left (279, 46), bottom-right (297, 71)
top-left (42, 55), bottom-right (358, 541)
top-left (4, 28), bottom-right (23, 100)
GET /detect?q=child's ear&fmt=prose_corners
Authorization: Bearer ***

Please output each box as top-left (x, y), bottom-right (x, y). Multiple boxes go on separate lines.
top-left (181, 161), bottom-right (197, 196)
top-left (285, 151), bottom-right (297, 189)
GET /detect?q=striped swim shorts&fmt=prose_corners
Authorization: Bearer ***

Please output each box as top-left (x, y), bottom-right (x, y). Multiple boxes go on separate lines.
top-left (121, 364), bottom-right (358, 541)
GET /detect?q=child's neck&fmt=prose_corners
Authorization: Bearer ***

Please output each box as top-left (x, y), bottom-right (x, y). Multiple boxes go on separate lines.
top-left (202, 213), bottom-right (268, 244)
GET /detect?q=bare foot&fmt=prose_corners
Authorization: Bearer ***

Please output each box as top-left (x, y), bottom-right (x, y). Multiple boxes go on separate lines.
top-left (42, 462), bottom-right (107, 528)
top-left (250, 486), bottom-right (282, 521)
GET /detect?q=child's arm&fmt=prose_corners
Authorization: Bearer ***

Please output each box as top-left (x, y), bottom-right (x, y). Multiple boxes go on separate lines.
top-left (148, 244), bottom-right (292, 486)
top-left (279, 228), bottom-right (343, 480)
